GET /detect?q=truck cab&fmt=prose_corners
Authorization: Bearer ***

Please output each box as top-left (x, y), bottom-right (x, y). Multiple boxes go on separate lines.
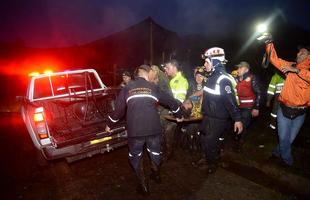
top-left (21, 69), bottom-right (127, 162)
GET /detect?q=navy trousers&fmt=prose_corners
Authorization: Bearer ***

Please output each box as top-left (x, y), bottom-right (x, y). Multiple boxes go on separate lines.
top-left (128, 135), bottom-right (161, 172)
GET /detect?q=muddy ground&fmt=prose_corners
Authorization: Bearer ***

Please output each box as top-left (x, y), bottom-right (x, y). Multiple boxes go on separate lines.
top-left (0, 111), bottom-right (309, 200)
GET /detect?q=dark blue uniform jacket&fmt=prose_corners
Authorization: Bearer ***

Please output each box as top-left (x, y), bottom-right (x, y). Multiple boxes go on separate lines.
top-left (202, 63), bottom-right (241, 122)
top-left (108, 77), bottom-right (182, 137)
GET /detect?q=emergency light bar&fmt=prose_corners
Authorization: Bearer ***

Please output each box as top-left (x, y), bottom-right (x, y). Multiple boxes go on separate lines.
top-left (28, 70), bottom-right (54, 77)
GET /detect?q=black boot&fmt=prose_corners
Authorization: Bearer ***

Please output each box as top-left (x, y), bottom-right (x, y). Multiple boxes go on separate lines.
top-left (150, 161), bottom-right (161, 184)
top-left (233, 134), bottom-right (243, 153)
top-left (163, 148), bottom-right (174, 162)
top-left (191, 155), bottom-right (207, 168)
top-left (206, 163), bottom-right (218, 174)
top-left (269, 117), bottom-right (277, 130)
top-left (135, 161), bottom-right (150, 196)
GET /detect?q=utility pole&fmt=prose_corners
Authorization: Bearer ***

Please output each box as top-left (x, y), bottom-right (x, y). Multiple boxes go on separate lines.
top-left (162, 51), bottom-right (165, 64)
top-left (113, 64), bottom-right (117, 86)
top-left (149, 19), bottom-right (153, 65)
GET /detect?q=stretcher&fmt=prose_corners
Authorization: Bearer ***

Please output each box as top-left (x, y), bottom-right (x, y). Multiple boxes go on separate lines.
top-left (163, 115), bottom-right (203, 122)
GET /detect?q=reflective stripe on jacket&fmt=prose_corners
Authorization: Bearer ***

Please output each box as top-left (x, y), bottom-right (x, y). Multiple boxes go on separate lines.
top-left (236, 75), bottom-right (256, 108)
top-left (169, 72), bottom-right (189, 102)
top-left (201, 66), bottom-right (241, 122)
top-left (108, 77), bottom-right (182, 137)
top-left (227, 73), bottom-right (239, 105)
top-left (267, 73), bottom-right (285, 96)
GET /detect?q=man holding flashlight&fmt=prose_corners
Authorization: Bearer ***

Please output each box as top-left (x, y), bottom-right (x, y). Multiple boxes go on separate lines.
top-left (261, 34), bottom-right (310, 166)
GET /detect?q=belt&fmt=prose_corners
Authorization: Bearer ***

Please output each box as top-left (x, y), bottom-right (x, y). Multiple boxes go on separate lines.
top-left (281, 103), bottom-right (307, 110)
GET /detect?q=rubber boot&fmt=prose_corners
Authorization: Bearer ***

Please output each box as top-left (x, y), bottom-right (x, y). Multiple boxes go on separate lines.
top-left (135, 161), bottom-right (150, 196)
top-left (233, 134), bottom-right (243, 153)
top-left (206, 163), bottom-right (218, 174)
top-left (269, 117), bottom-right (277, 130)
top-left (150, 161), bottom-right (161, 184)
top-left (191, 154), bottom-right (207, 168)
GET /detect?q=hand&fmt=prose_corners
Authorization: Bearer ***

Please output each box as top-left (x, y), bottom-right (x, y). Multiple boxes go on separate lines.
top-left (105, 125), bottom-right (111, 133)
top-left (281, 64), bottom-right (299, 74)
top-left (251, 109), bottom-right (259, 117)
top-left (176, 117), bottom-right (184, 123)
top-left (257, 33), bottom-right (273, 44)
top-left (234, 121), bottom-right (243, 134)
top-left (191, 90), bottom-right (203, 97)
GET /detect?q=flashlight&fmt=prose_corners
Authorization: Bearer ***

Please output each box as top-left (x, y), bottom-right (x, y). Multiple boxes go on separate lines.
top-left (256, 23), bottom-right (268, 33)
top-left (256, 23), bottom-right (271, 41)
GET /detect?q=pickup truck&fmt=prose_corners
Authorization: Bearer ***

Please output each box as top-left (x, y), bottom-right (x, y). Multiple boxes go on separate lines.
top-left (20, 69), bottom-right (127, 163)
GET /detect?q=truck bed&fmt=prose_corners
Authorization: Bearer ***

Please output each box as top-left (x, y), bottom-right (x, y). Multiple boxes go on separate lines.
top-left (36, 92), bottom-right (124, 147)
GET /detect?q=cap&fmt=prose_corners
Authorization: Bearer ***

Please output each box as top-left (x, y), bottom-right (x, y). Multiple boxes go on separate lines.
top-left (122, 71), bottom-right (131, 77)
top-left (298, 45), bottom-right (310, 52)
top-left (235, 61), bottom-right (250, 69)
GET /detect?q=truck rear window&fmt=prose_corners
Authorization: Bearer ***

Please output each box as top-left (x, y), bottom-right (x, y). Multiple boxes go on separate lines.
top-left (34, 77), bottom-right (53, 98)
top-left (33, 72), bottom-right (103, 99)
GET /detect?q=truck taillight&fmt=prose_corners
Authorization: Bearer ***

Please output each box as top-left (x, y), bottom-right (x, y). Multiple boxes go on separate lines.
top-left (33, 107), bottom-right (48, 139)
top-left (34, 113), bottom-right (44, 122)
top-left (36, 122), bottom-right (48, 139)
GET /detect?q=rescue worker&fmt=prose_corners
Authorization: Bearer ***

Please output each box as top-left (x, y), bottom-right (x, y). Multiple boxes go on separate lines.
top-left (198, 47), bottom-right (243, 173)
top-left (164, 59), bottom-right (189, 102)
top-left (234, 61), bottom-right (262, 150)
top-left (266, 72), bottom-right (285, 130)
top-left (149, 65), bottom-right (172, 97)
top-left (163, 59), bottom-right (189, 160)
top-left (261, 35), bottom-right (310, 166)
top-left (106, 65), bottom-right (183, 195)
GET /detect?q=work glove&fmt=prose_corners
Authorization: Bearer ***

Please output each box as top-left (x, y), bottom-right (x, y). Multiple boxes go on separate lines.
top-left (256, 33), bottom-right (273, 44)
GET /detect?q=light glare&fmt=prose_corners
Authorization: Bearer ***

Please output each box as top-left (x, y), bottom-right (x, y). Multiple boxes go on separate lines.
top-left (256, 23), bottom-right (268, 33)
top-left (44, 70), bottom-right (53, 75)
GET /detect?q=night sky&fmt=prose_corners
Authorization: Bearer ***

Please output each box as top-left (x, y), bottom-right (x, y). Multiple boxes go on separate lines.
top-left (1, 0), bottom-right (309, 48)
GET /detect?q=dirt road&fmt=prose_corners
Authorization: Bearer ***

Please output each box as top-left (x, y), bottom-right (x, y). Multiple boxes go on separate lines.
top-left (0, 113), bottom-right (307, 200)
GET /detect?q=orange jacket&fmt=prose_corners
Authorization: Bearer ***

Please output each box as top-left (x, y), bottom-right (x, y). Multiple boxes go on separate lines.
top-left (266, 43), bottom-right (310, 107)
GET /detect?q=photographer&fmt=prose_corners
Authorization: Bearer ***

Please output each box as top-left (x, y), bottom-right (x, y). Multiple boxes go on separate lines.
top-left (264, 40), bottom-right (310, 166)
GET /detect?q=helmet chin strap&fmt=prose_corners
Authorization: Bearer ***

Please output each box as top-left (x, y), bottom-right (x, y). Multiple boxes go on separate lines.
top-left (205, 57), bottom-right (212, 66)
top-left (205, 57), bottom-right (217, 77)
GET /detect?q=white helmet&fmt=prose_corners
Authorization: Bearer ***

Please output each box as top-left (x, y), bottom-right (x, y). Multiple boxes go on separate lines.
top-left (202, 47), bottom-right (227, 63)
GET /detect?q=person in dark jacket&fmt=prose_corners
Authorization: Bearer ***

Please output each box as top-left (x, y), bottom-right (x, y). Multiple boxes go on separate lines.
top-left (119, 71), bottom-right (132, 88)
top-left (234, 61), bottom-right (262, 151)
top-left (195, 47), bottom-right (243, 174)
top-left (106, 64), bottom-right (183, 195)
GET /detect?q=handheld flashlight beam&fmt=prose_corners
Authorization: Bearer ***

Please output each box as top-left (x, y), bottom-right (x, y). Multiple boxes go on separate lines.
top-left (256, 23), bottom-right (268, 33)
